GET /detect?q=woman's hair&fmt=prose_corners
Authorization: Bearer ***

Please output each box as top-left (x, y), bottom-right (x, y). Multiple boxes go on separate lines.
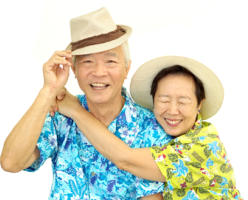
top-left (150, 65), bottom-right (205, 105)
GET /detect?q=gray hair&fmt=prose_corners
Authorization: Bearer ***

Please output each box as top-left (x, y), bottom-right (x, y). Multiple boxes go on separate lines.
top-left (73, 41), bottom-right (131, 67)
top-left (121, 41), bottom-right (131, 68)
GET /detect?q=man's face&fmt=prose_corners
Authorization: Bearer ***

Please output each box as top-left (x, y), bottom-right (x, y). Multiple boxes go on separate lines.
top-left (73, 46), bottom-right (130, 105)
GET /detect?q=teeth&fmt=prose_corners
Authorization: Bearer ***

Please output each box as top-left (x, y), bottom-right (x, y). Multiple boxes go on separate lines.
top-left (166, 119), bottom-right (181, 125)
top-left (91, 83), bottom-right (108, 87)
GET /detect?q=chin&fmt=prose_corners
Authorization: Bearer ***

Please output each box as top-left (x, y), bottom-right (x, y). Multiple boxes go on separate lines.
top-left (164, 128), bottom-right (184, 137)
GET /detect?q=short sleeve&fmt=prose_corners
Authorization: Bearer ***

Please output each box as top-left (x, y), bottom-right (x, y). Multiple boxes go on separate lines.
top-left (150, 135), bottom-right (217, 189)
top-left (24, 114), bottom-right (58, 172)
top-left (135, 113), bottom-right (170, 198)
top-left (135, 177), bottom-right (164, 198)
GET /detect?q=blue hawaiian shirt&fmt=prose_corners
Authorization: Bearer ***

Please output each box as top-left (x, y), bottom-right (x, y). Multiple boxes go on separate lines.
top-left (25, 88), bottom-right (172, 199)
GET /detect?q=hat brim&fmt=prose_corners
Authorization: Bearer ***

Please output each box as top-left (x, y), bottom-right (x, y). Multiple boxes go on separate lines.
top-left (66, 25), bottom-right (131, 55)
top-left (130, 56), bottom-right (224, 120)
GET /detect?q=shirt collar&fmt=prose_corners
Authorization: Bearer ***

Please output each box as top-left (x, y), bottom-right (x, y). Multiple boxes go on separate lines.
top-left (79, 87), bottom-right (136, 132)
top-left (185, 114), bottom-right (203, 136)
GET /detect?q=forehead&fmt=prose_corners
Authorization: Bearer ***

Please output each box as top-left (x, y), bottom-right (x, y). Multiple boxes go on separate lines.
top-left (76, 46), bottom-right (124, 60)
top-left (157, 74), bottom-right (196, 94)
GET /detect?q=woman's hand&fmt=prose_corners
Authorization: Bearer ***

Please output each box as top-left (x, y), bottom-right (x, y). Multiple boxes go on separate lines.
top-left (56, 89), bottom-right (82, 119)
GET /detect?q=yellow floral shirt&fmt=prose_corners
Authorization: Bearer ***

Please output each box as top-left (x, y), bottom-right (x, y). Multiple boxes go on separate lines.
top-left (150, 115), bottom-right (242, 200)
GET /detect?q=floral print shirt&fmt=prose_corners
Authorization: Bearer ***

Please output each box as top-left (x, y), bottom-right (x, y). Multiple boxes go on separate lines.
top-left (150, 115), bottom-right (242, 200)
top-left (25, 88), bottom-right (172, 200)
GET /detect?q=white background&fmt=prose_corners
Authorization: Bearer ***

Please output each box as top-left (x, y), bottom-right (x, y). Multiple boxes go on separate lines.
top-left (0, 0), bottom-right (247, 199)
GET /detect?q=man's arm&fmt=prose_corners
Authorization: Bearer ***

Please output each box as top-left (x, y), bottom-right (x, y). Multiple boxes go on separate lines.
top-left (0, 51), bottom-right (71, 172)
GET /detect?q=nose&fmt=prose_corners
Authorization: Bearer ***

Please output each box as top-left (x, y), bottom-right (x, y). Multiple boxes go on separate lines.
top-left (167, 102), bottom-right (180, 115)
top-left (93, 62), bottom-right (107, 76)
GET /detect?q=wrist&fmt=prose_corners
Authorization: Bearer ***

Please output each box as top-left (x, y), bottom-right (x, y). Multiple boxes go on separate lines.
top-left (39, 87), bottom-right (57, 104)
top-left (71, 104), bottom-right (85, 122)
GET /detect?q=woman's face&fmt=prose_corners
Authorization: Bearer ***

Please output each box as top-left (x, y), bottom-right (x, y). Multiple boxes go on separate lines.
top-left (153, 74), bottom-right (202, 137)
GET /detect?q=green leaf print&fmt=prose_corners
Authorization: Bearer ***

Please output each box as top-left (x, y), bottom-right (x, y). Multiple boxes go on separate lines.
top-left (222, 196), bottom-right (229, 200)
top-left (176, 188), bottom-right (186, 197)
top-left (204, 146), bottom-right (211, 158)
top-left (220, 163), bottom-right (232, 173)
top-left (183, 143), bottom-right (191, 150)
top-left (204, 195), bottom-right (215, 200)
top-left (228, 180), bottom-right (234, 188)
top-left (164, 192), bottom-right (173, 200)
top-left (192, 137), bottom-right (200, 143)
top-left (186, 129), bottom-right (201, 137)
top-left (167, 168), bottom-right (174, 179)
top-left (207, 134), bottom-right (218, 138)
top-left (198, 187), bottom-right (208, 193)
top-left (189, 162), bottom-right (201, 168)
top-left (168, 153), bottom-right (178, 162)
top-left (214, 175), bottom-right (223, 184)
top-left (185, 172), bottom-right (193, 183)
top-left (152, 146), bottom-right (163, 154)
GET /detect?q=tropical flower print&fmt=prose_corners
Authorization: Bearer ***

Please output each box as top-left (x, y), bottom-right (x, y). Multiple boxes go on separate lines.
top-left (182, 190), bottom-right (198, 200)
top-left (172, 159), bottom-right (188, 177)
top-left (24, 88), bottom-right (172, 200)
top-left (150, 114), bottom-right (242, 199)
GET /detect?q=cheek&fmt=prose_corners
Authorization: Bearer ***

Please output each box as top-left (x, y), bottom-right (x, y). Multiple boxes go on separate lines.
top-left (182, 107), bottom-right (198, 121)
top-left (154, 101), bottom-right (167, 114)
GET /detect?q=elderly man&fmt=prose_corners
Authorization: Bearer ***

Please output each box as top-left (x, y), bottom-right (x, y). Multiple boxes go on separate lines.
top-left (1, 8), bottom-right (171, 199)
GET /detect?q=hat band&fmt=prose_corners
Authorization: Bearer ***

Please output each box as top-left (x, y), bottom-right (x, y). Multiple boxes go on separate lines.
top-left (71, 25), bottom-right (126, 51)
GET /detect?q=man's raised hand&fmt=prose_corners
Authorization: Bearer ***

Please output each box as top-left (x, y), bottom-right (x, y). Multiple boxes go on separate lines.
top-left (43, 50), bottom-right (72, 97)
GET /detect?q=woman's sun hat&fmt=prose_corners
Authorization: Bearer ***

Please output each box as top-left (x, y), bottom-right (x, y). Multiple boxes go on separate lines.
top-left (130, 56), bottom-right (224, 120)
top-left (66, 7), bottom-right (132, 55)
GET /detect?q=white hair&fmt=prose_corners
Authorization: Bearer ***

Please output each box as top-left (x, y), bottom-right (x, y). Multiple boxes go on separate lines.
top-left (73, 41), bottom-right (131, 67)
top-left (121, 41), bottom-right (131, 68)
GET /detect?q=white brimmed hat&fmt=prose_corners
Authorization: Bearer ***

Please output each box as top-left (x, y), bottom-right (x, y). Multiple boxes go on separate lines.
top-left (66, 7), bottom-right (132, 55)
top-left (130, 56), bottom-right (224, 119)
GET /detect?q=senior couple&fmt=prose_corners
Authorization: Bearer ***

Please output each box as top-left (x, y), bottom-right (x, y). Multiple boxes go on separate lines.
top-left (1, 7), bottom-right (242, 200)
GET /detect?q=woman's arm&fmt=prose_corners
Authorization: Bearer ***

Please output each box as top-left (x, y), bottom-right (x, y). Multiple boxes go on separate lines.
top-left (57, 92), bottom-right (165, 182)
top-left (74, 103), bottom-right (165, 182)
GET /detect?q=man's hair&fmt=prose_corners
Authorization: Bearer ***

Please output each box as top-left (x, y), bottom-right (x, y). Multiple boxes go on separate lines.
top-left (150, 65), bottom-right (205, 105)
top-left (121, 41), bottom-right (131, 68)
top-left (73, 42), bottom-right (131, 68)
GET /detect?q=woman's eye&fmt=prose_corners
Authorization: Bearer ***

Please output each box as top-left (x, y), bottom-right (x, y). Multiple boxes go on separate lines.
top-left (178, 101), bottom-right (189, 105)
top-left (160, 100), bottom-right (170, 104)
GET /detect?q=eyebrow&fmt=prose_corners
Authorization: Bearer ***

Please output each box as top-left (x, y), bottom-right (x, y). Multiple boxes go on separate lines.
top-left (158, 95), bottom-right (170, 98)
top-left (103, 52), bottom-right (118, 57)
top-left (178, 96), bottom-right (192, 101)
top-left (158, 95), bottom-right (191, 100)
top-left (76, 54), bottom-right (91, 60)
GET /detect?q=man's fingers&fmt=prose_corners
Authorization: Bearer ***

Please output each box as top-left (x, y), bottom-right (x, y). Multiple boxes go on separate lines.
top-left (54, 50), bottom-right (72, 59)
top-left (53, 57), bottom-right (72, 67)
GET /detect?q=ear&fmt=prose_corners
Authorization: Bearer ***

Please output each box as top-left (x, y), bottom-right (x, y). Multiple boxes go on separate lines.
top-left (124, 60), bottom-right (131, 79)
top-left (197, 99), bottom-right (204, 112)
top-left (71, 56), bottom-right (77, 77)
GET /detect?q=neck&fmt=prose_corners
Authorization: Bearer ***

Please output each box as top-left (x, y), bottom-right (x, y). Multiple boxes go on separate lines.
top-left (87, 96), bottom-right (125, 127)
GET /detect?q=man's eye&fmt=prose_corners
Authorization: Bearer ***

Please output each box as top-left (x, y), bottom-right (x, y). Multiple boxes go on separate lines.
top-left (83, 60), bottom-right (93, 63)
top-left (106, 60), bottom-right (117, 63)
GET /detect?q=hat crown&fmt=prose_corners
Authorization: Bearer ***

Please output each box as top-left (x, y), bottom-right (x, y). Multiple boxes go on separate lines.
top-left (70, 7), bottom-right (117, 43)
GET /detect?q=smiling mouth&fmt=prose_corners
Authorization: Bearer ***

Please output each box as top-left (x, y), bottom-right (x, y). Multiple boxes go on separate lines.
top-left (164, 118), bottom-right (182, 127)
top-left (90, 83), bottom-right (110, 89)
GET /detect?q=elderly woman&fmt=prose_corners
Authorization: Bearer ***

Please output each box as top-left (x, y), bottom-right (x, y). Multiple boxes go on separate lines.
top-left (57, 56), bottom-right (242, 199)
